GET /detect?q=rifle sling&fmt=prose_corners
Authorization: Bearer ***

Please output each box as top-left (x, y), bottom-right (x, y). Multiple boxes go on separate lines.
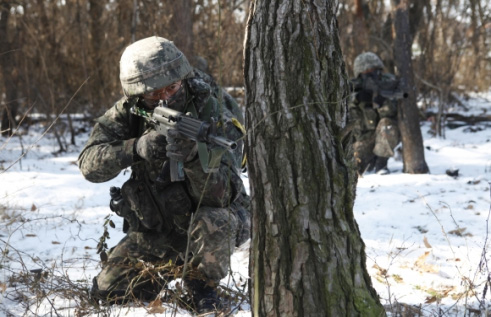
top-left (187, 101), bottom-right (225, 173)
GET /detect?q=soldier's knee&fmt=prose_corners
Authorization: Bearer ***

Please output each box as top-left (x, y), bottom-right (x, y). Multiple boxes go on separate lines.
top-left (235, 205), bottom-right (251, 247)
top-left (192, 207), bottom-right (238, 235)
top-left (190, 207), bottom-right (239, 280)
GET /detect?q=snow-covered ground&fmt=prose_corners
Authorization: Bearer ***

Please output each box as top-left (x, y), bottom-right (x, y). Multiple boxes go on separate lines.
top-left (1, 91), bottom-right (490, 316)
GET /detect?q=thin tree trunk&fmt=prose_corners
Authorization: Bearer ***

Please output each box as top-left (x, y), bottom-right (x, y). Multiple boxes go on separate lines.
top-left (244, 1), bottom-right (385, 316)
top-left (352, 0), bottom-right (368, 55)
top-left (89, 0), bottom-right (106, 102)
top-left (392, 0), bottom-right (429, 174)
top-left (131, 0), bottom-right (138, 43)
top-left (0, 2), bottom-right (18, 136)
top-left (169, 0), bottom-right (194, 64)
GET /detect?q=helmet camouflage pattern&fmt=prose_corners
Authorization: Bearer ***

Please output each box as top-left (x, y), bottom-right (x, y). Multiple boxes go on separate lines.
top-left (119, 36), bottom-right (193, 97)
top-left (353, 52), bottom-right (384, 78)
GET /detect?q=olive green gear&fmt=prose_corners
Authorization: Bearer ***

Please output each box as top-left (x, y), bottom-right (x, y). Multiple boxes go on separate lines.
top-left (119, 36), bottom-right (193, 97)
top-left (353, 52), bottom-right (384, 78)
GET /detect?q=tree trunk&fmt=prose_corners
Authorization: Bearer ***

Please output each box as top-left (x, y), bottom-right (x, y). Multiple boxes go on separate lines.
top-left (352, 0), bottom-right (368, 55)
top-left (244, 1), bottom-right (385, 316)
top-left (0, 2), bottom-right (19, 136)
top-left (89, 0), bottom-right (107, 103)
top-left (391, 0), bottom-right (429, 174)
top-left (169, 0), bottom-right (194, 65)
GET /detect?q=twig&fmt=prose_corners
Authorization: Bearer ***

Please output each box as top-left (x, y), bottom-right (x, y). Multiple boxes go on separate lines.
top-left (0, 77), bottom-right (89, 174)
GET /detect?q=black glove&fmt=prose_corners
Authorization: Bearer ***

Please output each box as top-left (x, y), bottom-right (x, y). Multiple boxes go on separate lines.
top-left (165, 129), bottom-right (197, 162)
top-left (135, 131), bottom-right (167, 162)
top-left (355, 90), bottom-right (373, 104)
top-left (373, 94), bottom-right (386, 108)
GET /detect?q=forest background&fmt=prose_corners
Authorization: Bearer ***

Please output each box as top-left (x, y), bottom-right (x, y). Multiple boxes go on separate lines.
top-left (0, 0), bottom-right (491, 316)
top-left (0, 0), bottom-right (490, 138)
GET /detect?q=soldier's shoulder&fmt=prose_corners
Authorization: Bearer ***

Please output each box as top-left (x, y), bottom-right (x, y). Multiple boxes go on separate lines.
top-left (350, 77), bottom-right (363, 89)
top-left (97, 96), bottom-right (134, 125)
top-left (189, 69), bottom-right (242, 122)
top-left (107, 96), bottom-right (134, 113)
top-left (350, 76), bottom-right (362, 83)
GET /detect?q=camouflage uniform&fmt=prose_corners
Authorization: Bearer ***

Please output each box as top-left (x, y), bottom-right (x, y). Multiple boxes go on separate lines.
top-left (78, 68), bottom-right (250, 302)
top-left (348, 52), bottom-right (400, 175)
top-left (348, 73), bottom-right (400, 174)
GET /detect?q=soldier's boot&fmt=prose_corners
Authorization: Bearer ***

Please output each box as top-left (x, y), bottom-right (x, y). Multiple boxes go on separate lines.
top-left (90, 277), bottom-right (128, 305)
top-left (90, 273), bottom-right (164, 305)
top-left (185, 278), bottom-right (222, 313)
top-left (374, 156), bottom-right (389, 175)
top-left (365, 156), bottom-right (378, 173)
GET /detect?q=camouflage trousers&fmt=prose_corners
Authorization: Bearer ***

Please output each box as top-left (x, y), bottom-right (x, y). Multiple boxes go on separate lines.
top-left (93, 206), bottom-right (240, 301)
top-left (373, 117), bottom-right (400, 157)
top-left (353, 117), bottom-right (400, 174)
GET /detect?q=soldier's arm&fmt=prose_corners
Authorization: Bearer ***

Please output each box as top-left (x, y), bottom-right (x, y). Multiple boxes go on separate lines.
top-left (78, 100), bottom-right (139, 183)
top-left (376, 73), bottom-right (399, 118)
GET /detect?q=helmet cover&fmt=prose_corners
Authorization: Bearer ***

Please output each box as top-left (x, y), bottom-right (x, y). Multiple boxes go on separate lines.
top-left (119, 36), bottom-right (193, 96)
top-left (353, 52), bottom-right (384, 78)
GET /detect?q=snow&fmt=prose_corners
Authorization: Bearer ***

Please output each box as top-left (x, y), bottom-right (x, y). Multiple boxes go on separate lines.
top-left (1, 91), bottom-right (491, 316)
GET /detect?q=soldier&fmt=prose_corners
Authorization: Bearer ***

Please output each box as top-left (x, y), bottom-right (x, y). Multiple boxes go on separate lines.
top-left (348, 52), bottom-right (401, 175)
top-left (78, 36), bottom-right (250, 313)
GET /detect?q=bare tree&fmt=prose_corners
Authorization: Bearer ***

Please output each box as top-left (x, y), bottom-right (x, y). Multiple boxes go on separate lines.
top-left (392, 0), bottom-right (429, 174)
top-left (169, 0), bottom-right (195, 65)
top-left (244, 1), bottom-right (385, 316)
top-left (0, 1), bottom-right (19, 136)
top-left (89, 0), bottom-right (107, 104)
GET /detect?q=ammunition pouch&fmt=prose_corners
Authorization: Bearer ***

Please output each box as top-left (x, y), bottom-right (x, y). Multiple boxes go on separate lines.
top-left (109, 186), bottom-right (144, 233)
top-left (362, 107), bottom-right (378, 131)
top-left (120, 179), bottom-right (193, 233)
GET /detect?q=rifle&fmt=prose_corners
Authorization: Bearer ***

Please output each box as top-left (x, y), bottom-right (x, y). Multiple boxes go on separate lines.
top-left (354, 72), bottom-right (408, 101)
top-left (131, 103), bottom-right (237, 182)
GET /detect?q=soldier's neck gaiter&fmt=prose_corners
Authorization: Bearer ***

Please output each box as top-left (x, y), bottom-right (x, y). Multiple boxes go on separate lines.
top-left (164, 85), bottom-right (188, 112)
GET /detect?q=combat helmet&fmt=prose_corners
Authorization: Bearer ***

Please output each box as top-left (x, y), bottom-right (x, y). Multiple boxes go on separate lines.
top-left (119, 36), bottom-right (193, 97)
top-left (353, 52), bottom-right (384, 78)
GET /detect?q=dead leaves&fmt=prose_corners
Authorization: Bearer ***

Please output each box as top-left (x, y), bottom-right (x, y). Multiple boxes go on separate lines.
top-left (372, 264), bottom-right (404, 284)
top-left (423, 236), bottom-right (432, 248)
top-left (147, 298), bottom-right (166, 314)
top-left (448, 227), bottom-right (473, 237)
top-left (414, 251), bottom-right (438, 273)
top-left (424, 286), bottom-right (455, 303)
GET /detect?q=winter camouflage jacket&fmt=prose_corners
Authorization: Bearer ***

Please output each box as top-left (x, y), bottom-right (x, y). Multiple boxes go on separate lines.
top-left (78, 70), bottom-right (247, 236)
top-left (348, 72), bottom-right (399, 141)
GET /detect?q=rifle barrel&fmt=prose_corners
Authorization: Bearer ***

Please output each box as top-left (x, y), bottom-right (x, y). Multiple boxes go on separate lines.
top-left (209, 135), bottom-right (237, 150)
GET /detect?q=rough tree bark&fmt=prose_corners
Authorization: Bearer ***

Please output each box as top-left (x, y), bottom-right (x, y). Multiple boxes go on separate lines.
top-left (391, 0), bottom-right (429, 174)
top-left (244, 1), bottom-right (385, 316)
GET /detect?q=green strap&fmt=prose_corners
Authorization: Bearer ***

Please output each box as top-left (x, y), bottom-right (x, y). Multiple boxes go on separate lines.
top-left (187, 101), bottom-right (226, 173)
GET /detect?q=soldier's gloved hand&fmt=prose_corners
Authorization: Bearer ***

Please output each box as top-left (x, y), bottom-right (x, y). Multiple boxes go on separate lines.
top-left (378, 103), bottom-right (397, 118)
top-left (356, 90), bottom-right (373, 104)
top-left (166, 129), bottom-right (197, 162)
top-left (135, 131), bottom-right (167, 162)
top-left (373, 94), bottom-right (386, 108)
